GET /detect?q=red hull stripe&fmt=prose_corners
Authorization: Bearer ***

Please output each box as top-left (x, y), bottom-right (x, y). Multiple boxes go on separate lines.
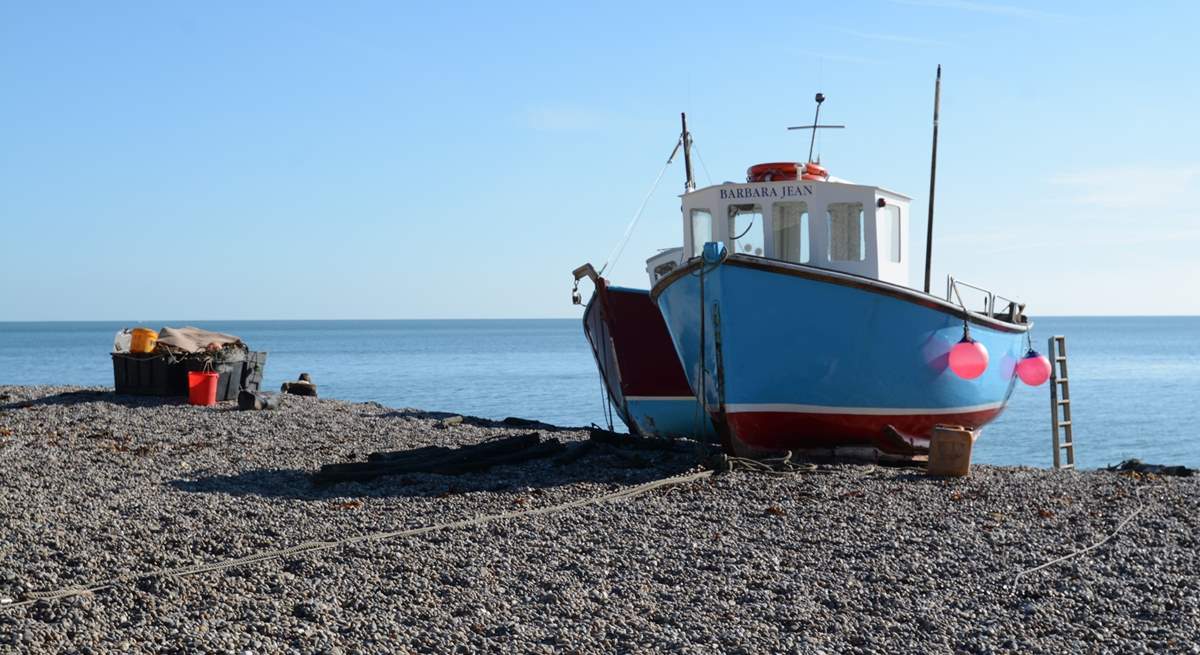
top-left (726, 406), bottom-right (1004, 451)
top-left (725, 401), bottom-right (1004, 416)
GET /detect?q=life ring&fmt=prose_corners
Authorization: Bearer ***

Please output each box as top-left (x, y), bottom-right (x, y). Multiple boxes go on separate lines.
top-left (801, 162), bottom-right (829, 180)
top-left (747, 162), bottom-right (799, 183)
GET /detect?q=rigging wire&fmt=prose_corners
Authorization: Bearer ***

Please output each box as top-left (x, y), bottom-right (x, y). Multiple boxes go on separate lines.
top-left (692, 144), bottom-right (715, 187)
top-left (597, 142), bottom-right (678, 276)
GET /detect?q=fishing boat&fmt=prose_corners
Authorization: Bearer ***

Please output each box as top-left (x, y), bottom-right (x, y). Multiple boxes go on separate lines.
top-left (650, 81), bottom-right (1037, 458)
top-left (572, 263), bottom-right (716, 440)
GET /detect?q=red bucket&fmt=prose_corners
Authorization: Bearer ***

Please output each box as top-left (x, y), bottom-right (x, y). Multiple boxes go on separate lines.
top-left (187, 371), bottom-right (219, 406)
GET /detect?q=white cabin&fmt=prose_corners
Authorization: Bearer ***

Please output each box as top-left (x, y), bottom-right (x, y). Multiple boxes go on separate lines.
top-left (647, 175), bottom-right (912, 288)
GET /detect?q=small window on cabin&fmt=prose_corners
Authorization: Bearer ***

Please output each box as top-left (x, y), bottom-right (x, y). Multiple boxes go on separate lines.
top-left (689, 209), bottom-right (712, 257)
top-left (728, 204), bottom-right (763, 257)
top-left (827, 202), bottom-right (865, 262)
top-left (772, 202), bottom-right (809, 263)
top-left (882, 204), bottom-right (901, 263)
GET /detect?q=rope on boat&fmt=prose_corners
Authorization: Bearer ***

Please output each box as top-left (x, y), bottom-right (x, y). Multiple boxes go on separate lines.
top-left (598, 142), bottom-right (677, 277)
top-left (3, 469), bottom-right (716, 610)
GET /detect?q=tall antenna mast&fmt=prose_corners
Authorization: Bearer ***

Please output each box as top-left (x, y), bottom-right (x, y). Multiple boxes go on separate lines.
top-left (681, 112), bottom-right (695, 192)
top-left (787, 93), bottom-right (844, 163)
top-left (808, 93), bottom-right (824, 162)
top-left (923, 65), bottom-right (942, 294)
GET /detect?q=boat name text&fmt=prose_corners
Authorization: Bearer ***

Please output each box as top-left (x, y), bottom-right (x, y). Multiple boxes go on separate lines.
top-left (719, 184), bottom-right (813, 200)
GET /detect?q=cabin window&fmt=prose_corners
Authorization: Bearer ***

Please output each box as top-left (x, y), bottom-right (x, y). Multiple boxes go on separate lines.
top-left (689, 209), bottom-right (712, 257)
top-left (882, 204), bottom-right (901, 262)
top-left (827, 202), bottom-right (865, 262)
top-left (728, 204), bottom-right (763, 256)
top-left (772, 202), bottom-right (809, 263)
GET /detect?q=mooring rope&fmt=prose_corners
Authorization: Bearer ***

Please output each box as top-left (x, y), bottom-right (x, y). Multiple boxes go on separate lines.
top-left (1010, 485), bottom-right (1145, 591)
top-left (2, 469), bottom-right (716, 610)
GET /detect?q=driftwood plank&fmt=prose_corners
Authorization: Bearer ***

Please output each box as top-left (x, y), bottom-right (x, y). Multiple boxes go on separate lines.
top-left (314, 433), bottom-right (545, 484)
top-left (367, 445), bottom-right (454, 463)
top-left (552, 440), bottom-right (596, 467)
top-left (588, 428), bottom-right (684, 452)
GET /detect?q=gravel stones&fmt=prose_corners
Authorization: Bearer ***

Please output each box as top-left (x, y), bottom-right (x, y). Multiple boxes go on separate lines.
top-left (1, 385), bottom-right (1197, 653)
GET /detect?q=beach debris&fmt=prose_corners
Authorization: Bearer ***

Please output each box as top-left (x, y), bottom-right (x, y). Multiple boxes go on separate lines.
top-left (237, 390), bottom-right (280, 411)
top-left (281, 373), bottom-right (318, 398)
top-left (313, 433), bottom-right (564, 484)
top-left (551, 440), bottom-right (596, 466)
top-left (500, 416), bottom-right (557, 430)
top-left (439, 415), bottom-right (464, 428)
top-left (587, 427), bottom-right (693, 452)
top-left (1106, 459), bottom-right (1194, 477)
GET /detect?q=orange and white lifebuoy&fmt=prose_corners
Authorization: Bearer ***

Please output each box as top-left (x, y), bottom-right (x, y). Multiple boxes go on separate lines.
top-left (801, 162), bottom-right (829, 181)
top-left (746, 162), bottom-right (799, 182)
top-left (747, 162), bottom-right (829, 183)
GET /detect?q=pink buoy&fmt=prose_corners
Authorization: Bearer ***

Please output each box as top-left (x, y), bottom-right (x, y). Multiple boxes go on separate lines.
top-left (949, 337), bottom-right (989, 379)
top-left (1016, 349), bottom-right (1052, 386)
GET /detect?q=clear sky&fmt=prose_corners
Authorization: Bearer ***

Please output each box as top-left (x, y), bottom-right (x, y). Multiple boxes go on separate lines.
top-left (2, 1), bottom-right (1197, 320)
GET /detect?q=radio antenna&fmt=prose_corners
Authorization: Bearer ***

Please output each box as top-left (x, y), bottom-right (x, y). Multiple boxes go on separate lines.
top-left (787, 93), bottom-right (845, 163)
top-left (923, 65), bottom-right (942, 294)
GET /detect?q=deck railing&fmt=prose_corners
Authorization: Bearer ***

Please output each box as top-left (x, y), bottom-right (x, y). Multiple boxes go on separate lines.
top-left (945, 275), bottom-right (1020, 320)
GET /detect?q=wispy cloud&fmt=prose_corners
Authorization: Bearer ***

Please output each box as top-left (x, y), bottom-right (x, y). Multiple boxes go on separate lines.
top-left (1050, 165), bottom-right (1200, 209)
top-left (840, 29), bottom-right (949, 47)
top-left (792, 50), bottom-right (883, 65)
top-left (521, 106), bottom-right (615, 132)
top-left (891, 0), bottom-right (1071, 21)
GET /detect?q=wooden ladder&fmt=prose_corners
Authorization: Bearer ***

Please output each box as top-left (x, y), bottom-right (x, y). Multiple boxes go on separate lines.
top-left (1048, 335), bottom-right (1075, 469)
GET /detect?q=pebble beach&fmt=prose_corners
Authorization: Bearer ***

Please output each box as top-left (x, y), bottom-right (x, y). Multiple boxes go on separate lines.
top-left (1, 385), bottom-right (1197, 654)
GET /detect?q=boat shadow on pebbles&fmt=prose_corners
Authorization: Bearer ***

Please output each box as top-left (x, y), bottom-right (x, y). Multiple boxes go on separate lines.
top-left (167, 437), bottom-right (704, 501)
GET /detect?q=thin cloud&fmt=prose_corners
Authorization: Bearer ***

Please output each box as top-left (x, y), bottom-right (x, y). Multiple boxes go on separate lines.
top-left (840, 29), bottom-right (949, 47)
top-left (522, 106), bottom-right (614, 132)
top-left (891, 0), bottom-right (1071, 21)
top-left (1050, 165), bottom-right (1200, 209)
top-left (792, 50), bottom-right (883, 65)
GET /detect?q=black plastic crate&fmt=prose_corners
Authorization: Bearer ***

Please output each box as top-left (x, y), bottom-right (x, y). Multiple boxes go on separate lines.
top-left (112, 351), bottom-right (268, 400)
top-left (111, 354), bottom-right (187, 396)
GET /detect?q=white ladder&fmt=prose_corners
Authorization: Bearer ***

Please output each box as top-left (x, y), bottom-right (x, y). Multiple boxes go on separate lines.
top-left (1048, 335), bottom-right (1075, 469)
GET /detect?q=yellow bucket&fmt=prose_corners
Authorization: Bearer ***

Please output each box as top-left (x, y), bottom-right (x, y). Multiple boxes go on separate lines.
top-left (130, 328), bottom-right (158, 354)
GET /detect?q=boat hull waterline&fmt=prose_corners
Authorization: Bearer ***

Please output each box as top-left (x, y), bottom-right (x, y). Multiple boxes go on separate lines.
top-left (652, 252), bottom-right (1030, 455)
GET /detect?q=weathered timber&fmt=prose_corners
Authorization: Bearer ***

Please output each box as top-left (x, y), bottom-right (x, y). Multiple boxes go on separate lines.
top-left (552, 440), bottom-right (596, 467)
top-left (367, 445), bottom-right (454, 463)
top-left (435, 439), bottom-right (565, 475)
top-left (314, 433), bottom-right (545, 484)
top-left (588, 428), bottom-right (686, 452)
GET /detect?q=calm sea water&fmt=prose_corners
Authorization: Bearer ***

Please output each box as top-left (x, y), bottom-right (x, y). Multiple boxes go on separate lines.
top-left (1, 318), bottom-right (1196, 469)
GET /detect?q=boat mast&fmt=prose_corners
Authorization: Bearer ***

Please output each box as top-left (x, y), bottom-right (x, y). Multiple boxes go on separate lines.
top-left (808, 93), bottom-right (825, 163)
top-left (681, 112), bottom-right (695, 192)
top-left (923, 65), bottom-right (942, 294)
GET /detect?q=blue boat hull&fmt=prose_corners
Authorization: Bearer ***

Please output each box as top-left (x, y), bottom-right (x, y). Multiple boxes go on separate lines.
top-left (652, 254), bottom-right (1030, 454)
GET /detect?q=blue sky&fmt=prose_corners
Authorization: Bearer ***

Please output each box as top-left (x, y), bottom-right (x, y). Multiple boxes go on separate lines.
top-left (2, 1), bottom-right (1197, 320)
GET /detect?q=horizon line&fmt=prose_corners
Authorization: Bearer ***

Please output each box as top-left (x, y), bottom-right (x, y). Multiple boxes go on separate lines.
top-left (3, 314), bottom-right (1200, 324)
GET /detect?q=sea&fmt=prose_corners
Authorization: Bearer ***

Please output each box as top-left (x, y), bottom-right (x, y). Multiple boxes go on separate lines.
top-left (1, 317), bottom-right (1197, 469)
